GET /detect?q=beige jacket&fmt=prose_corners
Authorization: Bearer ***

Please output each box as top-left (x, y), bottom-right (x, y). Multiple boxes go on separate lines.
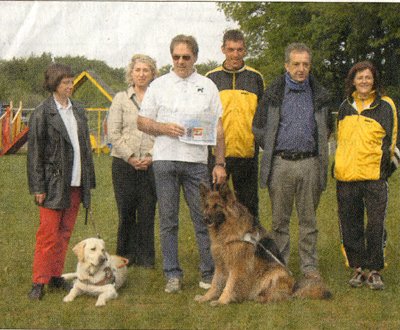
top-left (107, 86), bottom-right (154, 162)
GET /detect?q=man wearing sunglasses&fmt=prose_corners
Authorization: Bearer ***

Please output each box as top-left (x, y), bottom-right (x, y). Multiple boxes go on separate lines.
top-left (206, 30), bottom-right (264, 224)
top-left (138, 34), bottom-right (226, 294)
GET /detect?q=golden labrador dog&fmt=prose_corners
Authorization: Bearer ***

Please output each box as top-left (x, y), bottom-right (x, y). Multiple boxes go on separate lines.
top-left (195, 183), bottom-right (331, 306)
top-left (62, 238), bottom-right (128, 307)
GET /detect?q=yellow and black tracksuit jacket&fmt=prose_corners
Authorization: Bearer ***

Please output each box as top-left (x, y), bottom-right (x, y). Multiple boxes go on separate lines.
top-left (334, 93), bottom-right (399, 182)
top-left (206, 64), bottom-right (264, 158)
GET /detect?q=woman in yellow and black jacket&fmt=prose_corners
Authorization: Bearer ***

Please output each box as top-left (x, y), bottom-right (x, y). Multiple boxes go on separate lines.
top-left (334, 61), bottom-right (400, 290)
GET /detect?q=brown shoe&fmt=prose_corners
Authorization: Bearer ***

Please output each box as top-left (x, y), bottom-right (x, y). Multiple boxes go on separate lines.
top-left (28, 284), bottom-right (44, 300)
top-left (349, 267), bottom-right (366, 288)
top-left (367, 271), bottom-right (384, 290)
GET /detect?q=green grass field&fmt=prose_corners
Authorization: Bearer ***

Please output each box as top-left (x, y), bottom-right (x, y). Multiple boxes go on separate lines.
top-left (1, 153), bottom-right (400, 329)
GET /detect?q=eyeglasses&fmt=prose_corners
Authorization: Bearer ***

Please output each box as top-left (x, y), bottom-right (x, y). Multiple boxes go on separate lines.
top-left (60, 79), bottom-right (74, 85)
top-left (172, 55), bottom-right (192, 61)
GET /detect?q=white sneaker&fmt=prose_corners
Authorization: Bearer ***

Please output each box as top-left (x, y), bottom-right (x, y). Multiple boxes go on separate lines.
top-left (199, 276), bottom-right (212, 289)
top-left (164, 277), bottom-right (182, 293)
top-left (349, 267), bottom-right (366, 288)
top-left (367, 271), bottom-right (384, 290)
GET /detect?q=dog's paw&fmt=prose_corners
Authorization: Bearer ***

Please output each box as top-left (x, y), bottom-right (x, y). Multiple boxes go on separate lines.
top-left (194, 294), bottom-right (205, 302)
top-left (210, 300), bottom-right (222, 307)
top-left (63, 295), bottom-right (74, 303)
top-left (95, 298), bottom-right (106, 307)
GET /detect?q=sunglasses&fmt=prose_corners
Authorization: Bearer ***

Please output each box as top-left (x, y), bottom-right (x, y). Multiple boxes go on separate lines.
top-left (172, 55), bottom-right (192, 61)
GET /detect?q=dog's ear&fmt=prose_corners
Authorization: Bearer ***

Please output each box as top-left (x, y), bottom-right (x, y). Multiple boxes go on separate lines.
top-left (199, 182), bottom-right (210, 204)
top-left (219, 183), bottom-right (235, 203)
top-left (72, 241), bottom-right (86, 263)
top-left (99, 239), bottom-right (106, 249)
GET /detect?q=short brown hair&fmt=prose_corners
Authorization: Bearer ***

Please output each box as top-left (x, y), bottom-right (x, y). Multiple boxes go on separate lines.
top-left (44, 63), bottom-right (74, 92)
top-left (345, 61), bottom-right (382, 98)
top-left (222, 29), bottom-right (245, 47)
top-left (170, 34), bottom-right (199, 57)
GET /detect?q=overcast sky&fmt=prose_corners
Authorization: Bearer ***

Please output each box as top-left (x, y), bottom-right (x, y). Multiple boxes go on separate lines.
top-left (1, 1), bottom-right (238, 69)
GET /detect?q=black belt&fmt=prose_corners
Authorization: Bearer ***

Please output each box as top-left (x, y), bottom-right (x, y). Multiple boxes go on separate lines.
top-left (274, 150), bottom-right (317, 161)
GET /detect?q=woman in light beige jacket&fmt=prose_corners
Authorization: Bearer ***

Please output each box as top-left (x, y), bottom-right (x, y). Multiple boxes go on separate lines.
top-left (107, 54), bottom-right (157, 267)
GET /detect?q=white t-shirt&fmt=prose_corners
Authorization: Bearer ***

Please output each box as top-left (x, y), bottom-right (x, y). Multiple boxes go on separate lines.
top-left (140, 70), bottom-right (222, 164)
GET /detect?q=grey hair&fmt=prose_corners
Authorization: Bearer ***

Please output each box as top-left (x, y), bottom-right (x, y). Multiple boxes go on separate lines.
top-left (126, 54), bottom-right (158, 86)
top-left (284, 43), bottom-right (312, 63)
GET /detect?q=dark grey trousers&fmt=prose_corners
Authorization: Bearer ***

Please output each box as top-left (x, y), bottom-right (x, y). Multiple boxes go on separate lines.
top-left (268, 156), bottom-right (322, 274)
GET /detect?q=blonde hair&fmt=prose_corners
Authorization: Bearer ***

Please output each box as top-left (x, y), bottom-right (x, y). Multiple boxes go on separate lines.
top-left (126, 54), bottom-right (158, 86)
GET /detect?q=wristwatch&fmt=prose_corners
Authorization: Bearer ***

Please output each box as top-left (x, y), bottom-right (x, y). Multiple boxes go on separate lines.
top-left (215, 162), bottom-right (226, 168)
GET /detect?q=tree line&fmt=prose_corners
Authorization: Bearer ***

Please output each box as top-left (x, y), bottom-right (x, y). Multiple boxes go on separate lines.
top-left (0, 53), bottom-right (218, 109)
top-left (219, 2), bottom-right (400, 106)
top-left (0, 53), bottom-right (126, 109)
top-left (2, 3), bottom-right (399, 109)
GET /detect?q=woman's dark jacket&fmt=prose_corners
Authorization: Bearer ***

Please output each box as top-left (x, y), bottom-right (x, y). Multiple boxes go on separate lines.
top-left (252, 74), bottom-right (333, 190)
top-left (27, 96), bottom-right (95, 209)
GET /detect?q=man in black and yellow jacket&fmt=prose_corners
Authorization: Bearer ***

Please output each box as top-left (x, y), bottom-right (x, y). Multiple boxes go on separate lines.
top-left (206, 29), bottom-right (264, 222)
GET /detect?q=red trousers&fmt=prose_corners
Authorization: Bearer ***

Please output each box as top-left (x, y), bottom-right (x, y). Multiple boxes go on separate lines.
top-left (32, 187), bottom-right (81, 284)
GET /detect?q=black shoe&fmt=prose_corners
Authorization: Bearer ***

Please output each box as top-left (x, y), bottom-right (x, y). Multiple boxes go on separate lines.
top-left (121, 255), bottom-right (137, 267)
top-left (48, 277), bottom-right (72, 292)
top-left (136, 258), bottom-right (155, 269)
top-left (137, 262), bottom-right (155, 269)
top-left (28, 284), bottom-right (44, 300)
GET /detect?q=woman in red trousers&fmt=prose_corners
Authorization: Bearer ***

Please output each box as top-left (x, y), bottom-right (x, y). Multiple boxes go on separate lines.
top-left (27, 63), bottom-right (95, 300)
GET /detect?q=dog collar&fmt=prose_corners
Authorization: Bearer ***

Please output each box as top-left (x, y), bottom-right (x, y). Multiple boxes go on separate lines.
top-left (242, 232), bottom-right (261, 246)
top-left (225, 232), bottom-right (260, 246)
top-left (79, 267), bottom-right (115, 286)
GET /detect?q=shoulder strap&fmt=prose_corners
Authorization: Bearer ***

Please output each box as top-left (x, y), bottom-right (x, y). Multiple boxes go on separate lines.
top-left (130, 94), bottom-right (141, 110)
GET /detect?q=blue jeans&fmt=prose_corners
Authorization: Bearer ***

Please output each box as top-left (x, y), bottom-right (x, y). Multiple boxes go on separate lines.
top-left (153, 161), bottom-right (214, 279)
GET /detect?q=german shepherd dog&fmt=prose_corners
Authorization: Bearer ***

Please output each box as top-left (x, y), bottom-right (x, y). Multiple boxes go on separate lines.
top-left (195, 183), bottom-right (332, 306)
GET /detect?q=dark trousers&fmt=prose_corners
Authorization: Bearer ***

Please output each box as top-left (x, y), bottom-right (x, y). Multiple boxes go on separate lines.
top-left (337, 180), bottom-right (388, 271)
top-left (209, 151), bottom-right (259, 223)
top-left (112, 157), bottom-right (157, 266)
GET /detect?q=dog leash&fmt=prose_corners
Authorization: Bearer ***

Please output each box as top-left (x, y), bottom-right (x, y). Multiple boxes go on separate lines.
top-left (85, 206), bottom-right (101, 239)
top-left (242, 233), bottom-right (293, 276)
top-left (118, 257), bottom-right (129, 269)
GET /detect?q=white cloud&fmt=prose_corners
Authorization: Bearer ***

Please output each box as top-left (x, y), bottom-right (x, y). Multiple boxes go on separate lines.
top-left (1, 1), bottom-right (237, 68)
